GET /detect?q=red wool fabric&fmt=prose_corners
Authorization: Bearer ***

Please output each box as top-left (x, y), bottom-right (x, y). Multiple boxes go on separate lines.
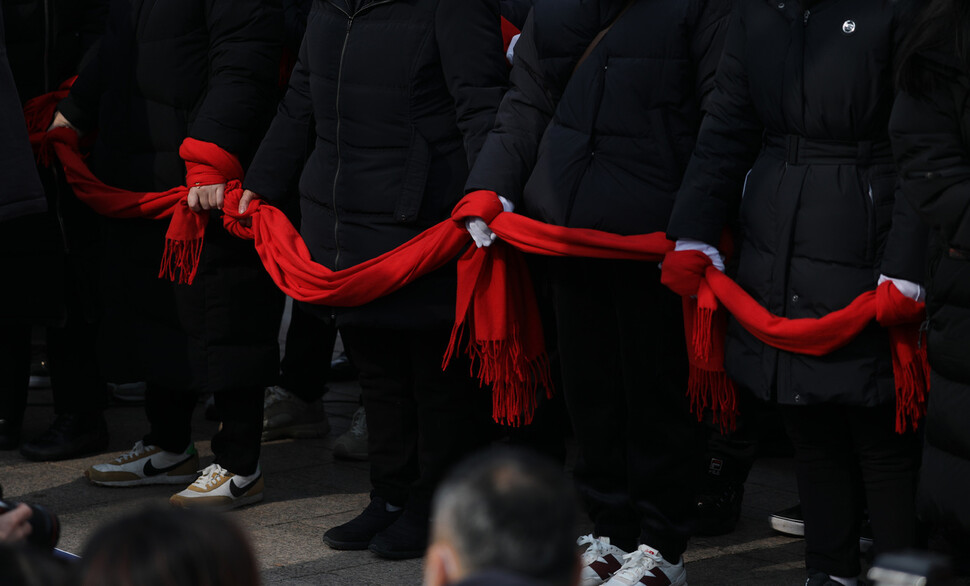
top-left (24, 83), bottom-right (928, 429)
top-left (660, 249), bottom-right (929, 433)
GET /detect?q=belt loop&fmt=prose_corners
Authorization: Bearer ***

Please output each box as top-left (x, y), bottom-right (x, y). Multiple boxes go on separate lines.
top-left (857, 140), bottom-right (872, 166)
top-left (787, 135), bottom-right (799, 165)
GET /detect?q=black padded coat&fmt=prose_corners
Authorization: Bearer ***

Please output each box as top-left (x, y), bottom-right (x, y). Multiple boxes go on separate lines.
top-left (244, 0), bottom-right (508, 329)
top-left (890, 49), bottom-right (970, 538)
top-left (57, 0), bottom-right (285, 392)
top-left (666, 0), bottom-right (926, 407)
top-left (466, 0), bottom-right (732, 237)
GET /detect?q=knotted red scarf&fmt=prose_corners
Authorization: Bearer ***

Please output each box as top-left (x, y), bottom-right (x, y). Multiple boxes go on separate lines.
top-left (661, 249), bottom-right (928, 433)
top-left (25, 84), bottom-right (928, 430)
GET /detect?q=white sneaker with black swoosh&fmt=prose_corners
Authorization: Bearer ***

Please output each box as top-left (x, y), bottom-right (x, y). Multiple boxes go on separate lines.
top-left (170, 463), bottom-right (263, 510)
top-left (86, 441), bottom-right (200, 487)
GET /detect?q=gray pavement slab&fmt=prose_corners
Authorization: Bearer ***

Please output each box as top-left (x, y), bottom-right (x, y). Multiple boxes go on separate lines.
top-left (0, 383), bottom-right (811, 585)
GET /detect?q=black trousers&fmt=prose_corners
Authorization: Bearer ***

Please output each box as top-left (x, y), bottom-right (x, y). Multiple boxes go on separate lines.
top-left (550, 257), bottom-right (705, 561)
top-left (781, 403), bottom-right (920, 577)
top-left (341, 325), bottom-right (491, 512)
top-left (0, 319), bottom-right (106, 423)
top-left (278, 303), bottom-right (336, 403)
top-left (144, 384), bottom-right (263, 476)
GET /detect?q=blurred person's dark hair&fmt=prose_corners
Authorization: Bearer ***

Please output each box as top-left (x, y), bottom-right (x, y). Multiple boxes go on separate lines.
top-left (426, 448), bottom-right (580, 586)
top-left (0, 543), bottom-right (70, 586)
top-left (78, 506), bottom-right (260, 586)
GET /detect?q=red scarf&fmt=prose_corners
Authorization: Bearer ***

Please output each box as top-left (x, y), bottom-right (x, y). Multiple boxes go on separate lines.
top-left (26, 87), bottom-right (928, 430)
top-left (661, 250), bottom-right (929, 433)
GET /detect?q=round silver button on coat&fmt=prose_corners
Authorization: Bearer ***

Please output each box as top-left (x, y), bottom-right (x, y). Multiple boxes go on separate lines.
top-left (842, 20), bottom-right (856, 34)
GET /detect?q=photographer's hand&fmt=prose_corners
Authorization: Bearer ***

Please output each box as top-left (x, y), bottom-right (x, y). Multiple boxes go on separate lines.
top-left (0, 504), bottom-right (32, 543)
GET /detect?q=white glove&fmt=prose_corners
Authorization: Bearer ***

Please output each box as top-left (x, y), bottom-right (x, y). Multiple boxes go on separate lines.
top-left (506, 34), bottom-right (520, 64)
top-left (465, 196), bottom-right (514, 248)
top-left (674, 238), bottom-right (725, 272)
top-left (878, 274), bottom-right (925, 302)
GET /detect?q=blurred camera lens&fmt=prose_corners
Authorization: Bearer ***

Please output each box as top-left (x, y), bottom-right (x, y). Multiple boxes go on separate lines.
top-left (0, 499), bottom-right (60, 550)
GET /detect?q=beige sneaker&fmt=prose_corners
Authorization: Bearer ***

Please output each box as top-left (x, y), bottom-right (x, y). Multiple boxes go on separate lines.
top-left (86, 441), bottom-right (199, 487)
top-left (261, 386), bottom-right (331, 441)
top-left (170, 463), bottom-right (263, 510)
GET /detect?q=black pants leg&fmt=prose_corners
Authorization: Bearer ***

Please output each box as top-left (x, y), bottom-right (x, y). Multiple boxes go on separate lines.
top-left (144, 383), bottom-right (196, 454)
top-left (278, 304), bottom-right (337, 403)
top-left (782, 404), bottom-right (919, 577)
top-left (211, 387), bottom-right (264, 476)
top-left (341, 325), bottom-right (489, 512)
top-left (47, 308), bottom-right (106, 416)
top-left (551, 258), bottom-right (703, 560)
top-left (0, 325), bottom-right (31, 424)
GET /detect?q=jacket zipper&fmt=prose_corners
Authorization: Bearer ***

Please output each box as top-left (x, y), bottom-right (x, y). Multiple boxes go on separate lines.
top-left (326, 0), bottom-right (393, 318)
top-left (803, 9), bottom-right (810, 23)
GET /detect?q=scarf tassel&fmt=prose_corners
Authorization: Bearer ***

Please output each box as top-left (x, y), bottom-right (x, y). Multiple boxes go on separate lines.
top-left (159, 237), bottom-right (203, 285)
top-left (889, 325), bottom-right (930, 434)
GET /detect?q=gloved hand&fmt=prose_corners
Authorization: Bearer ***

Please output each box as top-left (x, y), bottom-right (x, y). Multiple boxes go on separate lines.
top-left (674, 238), bottom-right (725, 272)
top-left (878, 274), bottom-right (925, 302)
top-left (465, 195), bottom-right (514, 248)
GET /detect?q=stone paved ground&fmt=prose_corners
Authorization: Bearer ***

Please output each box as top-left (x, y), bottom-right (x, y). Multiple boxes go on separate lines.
top-left (1, 379), bottom-right (811, 585)
top-left (1, 314), bottom-right (817, 585)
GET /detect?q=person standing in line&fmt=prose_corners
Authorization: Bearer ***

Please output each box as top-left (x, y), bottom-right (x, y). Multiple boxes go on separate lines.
top-left (50, 0), bottom-right (285, 510)
top-left (891, 0), bottom-right (970, 572)
top-left (462, 0), bottom-right (732, 583)
top-left (0, 0), bottom-right (110, 461)
top-left (664, 0), bottom-right (927, 583)
top-left (239, 0), bottom-right (507, 559)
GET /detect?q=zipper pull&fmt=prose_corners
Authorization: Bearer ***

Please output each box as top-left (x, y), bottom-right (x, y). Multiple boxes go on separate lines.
top-left (803, 9), bottom-right (811, 23)
top-left (918, 319), bottom-right (930, 349)
top-left (346, 16), bottom-right (354, 31)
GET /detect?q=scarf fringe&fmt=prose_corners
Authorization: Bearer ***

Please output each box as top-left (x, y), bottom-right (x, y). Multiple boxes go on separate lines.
top-left (692, 304), bottom-right (714, 363)
top-left (687, 364), bottom-right (738, 433)
top-left (890, 331), bottom-right (929, 434)
top-left (159, 237), bottom-right (203, 285)
top-left (445, 320), bottom-right (553, 427)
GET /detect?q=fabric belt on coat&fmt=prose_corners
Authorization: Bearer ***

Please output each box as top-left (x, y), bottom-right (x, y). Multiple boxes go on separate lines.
top-left (763, 133), bottom-right (893, 166)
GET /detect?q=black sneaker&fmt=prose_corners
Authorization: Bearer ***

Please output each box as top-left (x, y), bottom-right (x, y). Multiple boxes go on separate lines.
top-left (323, 497), bottom-right (402, 550)
top-left (805, 570), bottom-right (846, 586)
top-left (20, 413), bottom-right (109, 462)
top-left (770, 504), bottom-right (805, 537)
top-left (368, 508), bottom-right (429, 560)
top-left (695, 483), bottom-right (744, 536)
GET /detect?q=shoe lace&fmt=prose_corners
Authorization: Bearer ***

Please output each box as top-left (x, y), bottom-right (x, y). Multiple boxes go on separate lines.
top-left (192, 464), bottom-right (230, 490)
top-left (614, 548), bottom-right (660, 581)
top-left (349, 407), bottom-right (367, 437)
top-left (577, 534), bottom-right (608, 565)
top-left (113, 441), bottom-right (150, 464)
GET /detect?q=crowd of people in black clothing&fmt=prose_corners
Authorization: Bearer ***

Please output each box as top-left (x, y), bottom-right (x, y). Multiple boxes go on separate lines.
top-left (2, 0), bottom-right (970, 584)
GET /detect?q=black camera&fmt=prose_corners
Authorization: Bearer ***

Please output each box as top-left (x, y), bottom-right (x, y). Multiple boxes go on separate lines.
top-left (0, 499), bottom-right (60, 550)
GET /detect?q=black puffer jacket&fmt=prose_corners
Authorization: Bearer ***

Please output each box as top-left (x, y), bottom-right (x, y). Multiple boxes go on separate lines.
top-left (245, 0), bottom-right (507, 329)
top-left (0, 2), bottom-right (43, 224)
top-left (666, 0), bottom-right (925, 407)
top-left (57, 0), bottom-right (285, 392)
top-left (890, 50), bottom-right (970, 536)
top-left (466, 0), bottom-right (731, 236)
top-left (1, 0), bottom-right (108, 102)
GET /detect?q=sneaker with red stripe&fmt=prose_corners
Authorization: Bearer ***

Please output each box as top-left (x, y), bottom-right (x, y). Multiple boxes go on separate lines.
top-left (578, 534), bottom-right (628, 586)
top-left (602, 544), bottom-right (687, 586)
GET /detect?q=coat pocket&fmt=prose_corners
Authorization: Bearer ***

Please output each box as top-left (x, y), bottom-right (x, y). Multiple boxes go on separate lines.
top-left (394, 127), bottom-right (430, 224)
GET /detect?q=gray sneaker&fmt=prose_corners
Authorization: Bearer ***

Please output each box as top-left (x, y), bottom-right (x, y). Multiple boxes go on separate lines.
top-left (261, 386), bottom-right (331, 441)
top-left (333, 406), bottom-right (368, 461)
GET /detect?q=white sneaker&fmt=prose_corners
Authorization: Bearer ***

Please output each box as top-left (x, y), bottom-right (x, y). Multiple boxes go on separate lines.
top-left (579, 534), bottom-right (628, 586)
top-left (170, 463), bottom-right (263, 510)
top-left (262, 385), bottom-right (331, 441)
top-left (86, 441), bottom-right (199, 487)
top-left (603, 545), bottom-right (687, 586)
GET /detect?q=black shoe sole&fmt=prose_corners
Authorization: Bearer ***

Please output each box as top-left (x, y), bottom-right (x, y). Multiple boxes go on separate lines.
top-left (322, 534), bottom-right (372, 551)
top-left (19, 437), bottom-right (109, 462)
top-left (368, 542), bottom-right (425, 560)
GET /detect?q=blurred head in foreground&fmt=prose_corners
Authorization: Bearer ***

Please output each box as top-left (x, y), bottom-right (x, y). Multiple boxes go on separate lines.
top-left (78, 506), bottom-right (260, 586)
top-left (424, 448), bottom-right (581, 586)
